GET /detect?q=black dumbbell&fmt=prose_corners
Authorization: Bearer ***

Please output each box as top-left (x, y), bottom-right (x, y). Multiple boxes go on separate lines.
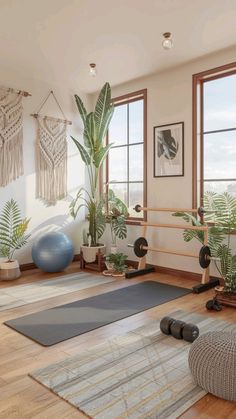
top-left (206, 299), bottom-right (222, 311)
top-left (160, 316), bottom-right (175, 335)
top-left (160, 316), bottom-right (199, 342)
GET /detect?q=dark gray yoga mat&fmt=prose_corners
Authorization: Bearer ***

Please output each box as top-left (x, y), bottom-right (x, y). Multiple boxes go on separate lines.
top-left (5, 281), bottom-right (191, 346)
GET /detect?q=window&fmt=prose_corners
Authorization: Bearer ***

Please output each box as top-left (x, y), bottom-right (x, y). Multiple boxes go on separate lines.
top-left (105, 89), bottom-right (147, 220)
top-left (193, 63), bottom-right (236, 207)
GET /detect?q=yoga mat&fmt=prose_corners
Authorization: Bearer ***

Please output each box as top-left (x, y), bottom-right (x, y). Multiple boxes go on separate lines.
top-left (5, 281), bottom-right (191, 346)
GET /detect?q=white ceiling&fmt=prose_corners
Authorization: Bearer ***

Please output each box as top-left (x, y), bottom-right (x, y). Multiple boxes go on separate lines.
top-left (1, 0), bottom-right (236, 93)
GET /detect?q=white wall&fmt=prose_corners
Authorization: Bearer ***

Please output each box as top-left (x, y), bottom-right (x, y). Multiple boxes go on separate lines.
top-left (0, 69), bottom-right (90, 264)
top-left (96, 46), bottom-right (236, 275)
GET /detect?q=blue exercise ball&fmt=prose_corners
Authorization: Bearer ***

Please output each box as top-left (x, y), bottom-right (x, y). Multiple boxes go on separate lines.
top-left (32, 232), bottom-right (74, 273)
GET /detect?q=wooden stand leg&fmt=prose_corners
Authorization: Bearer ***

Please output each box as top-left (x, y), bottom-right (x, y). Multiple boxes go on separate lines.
top-left (201, 266), bottom-right (209, 284)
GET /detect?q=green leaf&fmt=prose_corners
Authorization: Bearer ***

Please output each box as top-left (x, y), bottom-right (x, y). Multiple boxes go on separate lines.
top-left (85, 112), bottom-right (97, 150)
top-left (93, 143), bottom-right (113, 168)
top-left (70, 136), bottom-right (91, 165)
top-left (74, 94), bottom-right (87, 126)
top-left (97, 106), bottom-right (114, 146)
top-left (94, 82), bottom-right (112, 139)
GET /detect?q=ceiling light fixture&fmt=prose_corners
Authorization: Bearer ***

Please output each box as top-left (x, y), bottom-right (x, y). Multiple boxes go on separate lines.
top-left (89, 63), bottom-right (97, 77)
top-left (162, 32), bottom-right (173, 50)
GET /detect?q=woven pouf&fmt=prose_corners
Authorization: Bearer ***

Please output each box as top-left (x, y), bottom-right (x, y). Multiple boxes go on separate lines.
top-left (189, 331), bottom-right (236, 401)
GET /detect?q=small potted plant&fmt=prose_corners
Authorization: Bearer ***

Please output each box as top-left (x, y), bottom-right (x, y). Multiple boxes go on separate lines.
top-left (70, 82), bottom-right (114, 263)
top-left (105, 252), bottom-right (128, 276)
top-left (0, 199), bottom-right (31, 280)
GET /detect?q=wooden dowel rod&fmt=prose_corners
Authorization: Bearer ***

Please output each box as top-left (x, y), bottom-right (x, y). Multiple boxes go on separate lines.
top-left (137, 206), bottom-right (198, 213)
top-left (1, 86), bottom-right (31, 97)
top-left (142, 246), bottom-right (198, 258)
top-left (140, 222), bottom-right (208, 231)
top-left (30, 113), bottom-right (72, 125)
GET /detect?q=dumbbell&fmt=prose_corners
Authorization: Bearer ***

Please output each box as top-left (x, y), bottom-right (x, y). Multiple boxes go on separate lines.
top-left (160, 316), bottom-right (199, 342)
top-left (206, 299), bottom-right (222, 311)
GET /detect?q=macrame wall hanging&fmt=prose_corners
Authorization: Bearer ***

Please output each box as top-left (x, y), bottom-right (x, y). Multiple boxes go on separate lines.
top-left (0, 86), bottom-right (31, 187)
top-left (31, 91), bottom-right (72, 206)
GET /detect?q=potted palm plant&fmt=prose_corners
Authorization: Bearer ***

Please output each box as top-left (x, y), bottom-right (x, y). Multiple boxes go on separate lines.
top-left (0, 199), bottom-right (31, 280)
top-left (70, 82), bottom-right (114, 263)
top-left (173, 191), bottom-right (236, 306)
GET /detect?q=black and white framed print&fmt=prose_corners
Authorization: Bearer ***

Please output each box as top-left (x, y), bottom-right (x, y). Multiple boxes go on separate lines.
top-left (153, 122), bottom-right (184, 177)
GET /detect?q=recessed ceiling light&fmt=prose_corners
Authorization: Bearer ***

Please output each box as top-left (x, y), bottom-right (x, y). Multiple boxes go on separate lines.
top-left (89, 63), bottom-right (97, 77)
top-left (162, 32), bottom-right (173, 50)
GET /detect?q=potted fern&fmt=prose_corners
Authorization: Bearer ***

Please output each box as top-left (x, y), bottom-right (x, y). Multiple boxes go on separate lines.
top-left (70, 82), bottom-right (114, 263)
top-left (0, 199), bottom-right (31, 280)
top-left (173, 192), bottom-right (236, 305)
top-left (106, 252), bottom-right (128, 276)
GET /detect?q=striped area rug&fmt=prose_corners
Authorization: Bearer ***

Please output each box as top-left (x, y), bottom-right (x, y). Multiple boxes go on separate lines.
top-left (0, 272), bottom-right (115, 311)
top-left (30, 311), bottom-right (236, 418)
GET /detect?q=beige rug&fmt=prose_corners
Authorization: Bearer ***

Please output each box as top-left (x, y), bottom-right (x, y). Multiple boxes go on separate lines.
top-left (0, 272), bottom-right (115, 311)
top-left (30, 311), bottom-right (236, 418)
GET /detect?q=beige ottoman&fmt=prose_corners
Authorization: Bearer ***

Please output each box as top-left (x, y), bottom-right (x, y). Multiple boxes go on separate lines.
top-left (188, 331), bottom-right (236, 401)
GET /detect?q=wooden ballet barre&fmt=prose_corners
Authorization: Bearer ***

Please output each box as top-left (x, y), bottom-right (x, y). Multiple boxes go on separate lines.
top-left (134, 204), bottom-right (198, 213)
top-left (140, 222), bottom-right (208, 231)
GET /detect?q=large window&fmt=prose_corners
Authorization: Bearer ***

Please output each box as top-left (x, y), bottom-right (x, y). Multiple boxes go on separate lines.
top-left (105, 89), bottom-right (147, 220)
top-left (193, 63), bottom-right (236, 207)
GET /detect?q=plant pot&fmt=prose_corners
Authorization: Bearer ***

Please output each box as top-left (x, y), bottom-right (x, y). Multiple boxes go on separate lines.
top-left (110, 244), bottom-right (118, 254)
top-left (215, 287), bottom-right (236, 308)
top-left (105, 261), bottom-right (114, 271)
top-left (81, 244), bottom-right (106, 263)
top-left (0, 260), bottom-right (21, 281)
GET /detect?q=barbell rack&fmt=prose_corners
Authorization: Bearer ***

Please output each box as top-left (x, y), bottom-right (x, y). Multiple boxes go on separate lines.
top-left (126, 204), bottom-right (221, 292)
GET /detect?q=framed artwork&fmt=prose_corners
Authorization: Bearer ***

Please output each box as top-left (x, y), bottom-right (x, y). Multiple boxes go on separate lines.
top-left (153, 121), bottom-right (184, 177)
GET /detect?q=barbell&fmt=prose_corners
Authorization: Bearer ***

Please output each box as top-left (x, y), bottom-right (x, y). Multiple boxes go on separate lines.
top-left (128, 237), bottom-right (220, 269)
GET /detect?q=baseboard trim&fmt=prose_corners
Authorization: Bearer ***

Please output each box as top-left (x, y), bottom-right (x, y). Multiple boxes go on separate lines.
top-left (20, 254), bottom-right (80, 271)
top-left (20, 255), bottom-right (209, 282)
top-left (126, 260), bottom-right (202, 281)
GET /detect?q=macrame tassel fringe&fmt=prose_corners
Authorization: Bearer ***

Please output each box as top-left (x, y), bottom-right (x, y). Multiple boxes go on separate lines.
top-left (36, 150), bottom-right (67, 206)
top-left (0, 129), bottom-right (23, 187)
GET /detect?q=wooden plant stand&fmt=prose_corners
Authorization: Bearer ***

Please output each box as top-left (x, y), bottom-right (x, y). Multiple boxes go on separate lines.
top-left (215, 287), bottom-right (236, 308)
top-left (80, 249), bottom-right (106, 272)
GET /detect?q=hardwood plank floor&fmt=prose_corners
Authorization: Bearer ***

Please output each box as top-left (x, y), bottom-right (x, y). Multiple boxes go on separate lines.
top-left (0, 263), bottom-right (235, 418)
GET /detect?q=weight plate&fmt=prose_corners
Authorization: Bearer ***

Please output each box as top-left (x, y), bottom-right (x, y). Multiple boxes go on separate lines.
top-left (206, 299), bottom-right (214, 310)
top-left (133, 237), bottom-right (148, 258)
top-left (199, 245), bottom-right (211, 269)
top-left (134, 204), bottom-right (142, 213)
top-left (170, 320), bottom-right (186, 339)
top-left (160, 316), bottom-right (175, 335)
top-left (197, 207), bottom-right (205, 217)
top-left (182, 323), bottom-right (199, 342)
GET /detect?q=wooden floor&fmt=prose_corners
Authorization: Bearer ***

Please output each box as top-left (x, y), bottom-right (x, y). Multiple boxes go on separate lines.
top-left (0, 264), bottom-right (236, 419)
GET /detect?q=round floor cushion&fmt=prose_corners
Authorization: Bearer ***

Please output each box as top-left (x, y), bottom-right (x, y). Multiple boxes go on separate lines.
top-left (188, 331), bottom-right (236, 401)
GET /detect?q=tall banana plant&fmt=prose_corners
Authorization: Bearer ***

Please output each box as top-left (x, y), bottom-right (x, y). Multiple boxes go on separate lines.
top-left (70, 82), bottom-right (114, 246)
top-left (173, 191), bottom-right (236, 291)
top-left (0, 199), bottom-right (30, 261)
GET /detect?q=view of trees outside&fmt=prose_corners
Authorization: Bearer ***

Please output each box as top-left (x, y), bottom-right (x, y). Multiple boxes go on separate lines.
top-left (204, 73), bottom-right (236, 196)
top-left (107, 98), bottom-right (144, 217)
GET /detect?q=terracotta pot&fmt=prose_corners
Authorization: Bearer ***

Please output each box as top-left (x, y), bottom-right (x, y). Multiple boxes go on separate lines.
top-left (0, 260), bottom-right (21, 281)
top-left (81, 244), bottom-right (106, 263)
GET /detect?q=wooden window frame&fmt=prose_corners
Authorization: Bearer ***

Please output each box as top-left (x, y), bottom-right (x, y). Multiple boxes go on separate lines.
top-left (104, 88), bottom-right (147, 225)
top-left (192, 61), bottom-right (236, 208)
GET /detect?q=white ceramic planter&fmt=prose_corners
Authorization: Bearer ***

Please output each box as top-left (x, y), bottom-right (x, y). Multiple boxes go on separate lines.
top-left (0, 260), bottom-right (21, 281)
top-left (110, 244), bottom-right (118, 254)
top-left (81, 244), bottom-right (106, 263)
